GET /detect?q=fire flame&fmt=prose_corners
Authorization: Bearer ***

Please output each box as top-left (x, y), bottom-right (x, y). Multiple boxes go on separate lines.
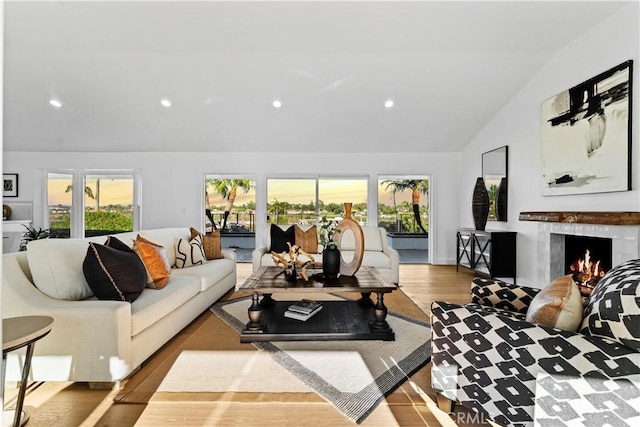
top-left (569, 249), bottom-right (606, 295)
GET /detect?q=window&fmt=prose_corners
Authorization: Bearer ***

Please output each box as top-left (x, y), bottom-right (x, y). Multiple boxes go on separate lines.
top-left (267, 177), bottom-right (368, 226)
top-left (204, 175), bottom-right (256, 233)
top-left (378, 177), bottom-right (429, 234)
top-left (47, 170), bottom-right (140, 238)
top-left (47, 172), bottom-right (73, 238)
top-left (267, 178), bottom-right (316, 225)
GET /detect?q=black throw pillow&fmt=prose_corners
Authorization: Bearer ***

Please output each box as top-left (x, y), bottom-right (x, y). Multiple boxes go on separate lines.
top-left (83, 237), bottom-right (147, 302)
top-left (270, 224), bottom-right (295, 253)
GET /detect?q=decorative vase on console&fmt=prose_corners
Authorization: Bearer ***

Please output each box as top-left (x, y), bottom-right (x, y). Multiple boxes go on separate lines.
top-left (471, 177), bottom-right (490, 231)
top-left (496, 177), bottom-right (507, 221)
top-left (333, 202), bottom-right (365, 276)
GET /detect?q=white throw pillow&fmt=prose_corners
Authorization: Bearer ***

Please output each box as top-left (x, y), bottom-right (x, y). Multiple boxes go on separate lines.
top-left (27, 238), bottom-right (94, 300)
top-left (174, 235), bottom-right (207, 268)
top-left (526, 275), bottom-right (584, 332)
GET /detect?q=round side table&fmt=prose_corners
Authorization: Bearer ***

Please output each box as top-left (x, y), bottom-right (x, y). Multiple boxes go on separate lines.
top-left (2, 316), bottom-right (54, 427)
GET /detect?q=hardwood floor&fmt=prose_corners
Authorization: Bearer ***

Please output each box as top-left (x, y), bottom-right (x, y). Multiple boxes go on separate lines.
top-left (5, 263), bottom-right (490, 427)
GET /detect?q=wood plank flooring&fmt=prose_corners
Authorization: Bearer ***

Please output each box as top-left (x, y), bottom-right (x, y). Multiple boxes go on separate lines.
top-left (4, 263), bottom-right (494, 427)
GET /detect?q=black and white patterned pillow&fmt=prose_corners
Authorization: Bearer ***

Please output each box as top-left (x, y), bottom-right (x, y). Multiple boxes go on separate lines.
top-left (174, 234), bottom-right (207, 268)
top-left (471, 277), bottom-right (540, 314)
top-left (580, 258), bottom-right (640, 351)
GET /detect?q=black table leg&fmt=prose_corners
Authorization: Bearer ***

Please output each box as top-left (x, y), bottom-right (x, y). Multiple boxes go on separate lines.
top-left (371, 292), bottom-right (391, 332)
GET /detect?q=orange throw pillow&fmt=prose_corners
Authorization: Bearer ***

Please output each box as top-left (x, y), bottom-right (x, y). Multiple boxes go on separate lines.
top-left (294, 224), bottom-right (318, 254)
top-left (133, 235), bottom-right (172, 289)
top-left (190, 227), bottom-right (223, 260)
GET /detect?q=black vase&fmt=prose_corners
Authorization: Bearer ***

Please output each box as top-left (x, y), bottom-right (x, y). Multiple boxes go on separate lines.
top-left (322, 246), bottom-right (341, 280)
top-left (471, 177), bottom-right (490, 231)
top-left (496, 177), bottom-right (507, 221)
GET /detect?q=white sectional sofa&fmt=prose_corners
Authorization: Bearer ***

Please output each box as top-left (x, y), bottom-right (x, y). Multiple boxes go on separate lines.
top-left (252, 225), bottom-right (400, 283)
top-left (2, 228), bottom-right (236, 384)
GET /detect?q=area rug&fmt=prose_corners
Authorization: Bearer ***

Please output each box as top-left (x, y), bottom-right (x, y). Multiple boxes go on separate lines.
top-left (215, 292), bottom-right (430, 423)
top-left (115, 290), bottom-right (431, 424)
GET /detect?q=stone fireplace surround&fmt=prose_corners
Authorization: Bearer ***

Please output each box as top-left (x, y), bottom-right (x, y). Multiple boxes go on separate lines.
top-left (520, 212), bottom-right (640, 285)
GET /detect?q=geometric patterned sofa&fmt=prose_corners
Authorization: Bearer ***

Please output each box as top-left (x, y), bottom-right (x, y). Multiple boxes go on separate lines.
top-left (431, 259), bottom-right (640, 426)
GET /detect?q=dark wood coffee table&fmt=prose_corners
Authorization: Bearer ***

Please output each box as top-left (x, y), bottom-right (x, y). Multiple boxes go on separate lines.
top-left (237, 266), bottom-right (398, 342)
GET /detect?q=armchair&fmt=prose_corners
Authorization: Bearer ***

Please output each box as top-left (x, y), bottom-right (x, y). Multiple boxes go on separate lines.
top-left (431, 262), bottom-right (640, 426)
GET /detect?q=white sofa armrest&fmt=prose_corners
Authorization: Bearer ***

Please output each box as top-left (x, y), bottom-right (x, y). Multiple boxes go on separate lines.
top-left (2, 254), bottom-right (132, 381)
top-left (252, 246), bottom-right (268, 271)
top-left (378, 228), bottom-right (400, 283)
top-left (222, 249), bottom-right (237, 261)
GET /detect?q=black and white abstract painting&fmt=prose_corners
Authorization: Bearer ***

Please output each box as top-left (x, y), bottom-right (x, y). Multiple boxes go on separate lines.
top-left (541, 60), bottom-right (632, 196)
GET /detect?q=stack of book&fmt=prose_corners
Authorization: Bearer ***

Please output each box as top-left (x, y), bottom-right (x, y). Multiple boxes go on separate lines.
top-left (284, 299), bottom-right (323, 321)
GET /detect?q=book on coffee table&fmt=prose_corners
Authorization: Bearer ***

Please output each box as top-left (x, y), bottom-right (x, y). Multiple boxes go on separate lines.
top-left (287, 300), bottom-right (322, 315)
top-left (284, 304), bottom-right (323, 321)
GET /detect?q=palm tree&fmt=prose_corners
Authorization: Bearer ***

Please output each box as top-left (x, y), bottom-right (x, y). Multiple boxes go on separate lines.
top-left (205, 178), bottom-right (254, 231)
top-left (382, 179), bottom-right (429, 234)
top-left (65, 183), bottom-right (98, 210)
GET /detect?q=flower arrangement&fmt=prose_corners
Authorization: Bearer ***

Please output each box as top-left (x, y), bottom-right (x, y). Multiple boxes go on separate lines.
top-left (318, 215), bottom-right (341, 250)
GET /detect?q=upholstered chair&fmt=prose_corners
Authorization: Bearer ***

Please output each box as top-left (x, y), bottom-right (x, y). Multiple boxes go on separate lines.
top-left (431, 259), bottom-right (640, 426)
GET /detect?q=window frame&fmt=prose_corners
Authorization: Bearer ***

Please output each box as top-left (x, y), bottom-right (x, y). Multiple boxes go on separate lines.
top-left (44, 169), bottom-right (141, 238)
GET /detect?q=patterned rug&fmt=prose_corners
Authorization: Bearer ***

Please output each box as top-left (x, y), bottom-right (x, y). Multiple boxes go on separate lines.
top-left (208, 292), bottom-right (432, 423)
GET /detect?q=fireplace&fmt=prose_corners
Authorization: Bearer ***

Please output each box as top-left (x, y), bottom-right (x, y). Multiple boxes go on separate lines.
top-left (564, 235), bottom-right (612, 295)
top-left (533, 220), bottom-right (639, 286)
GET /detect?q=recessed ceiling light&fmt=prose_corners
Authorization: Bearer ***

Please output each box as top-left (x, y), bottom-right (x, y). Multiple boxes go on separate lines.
top-left (49, 99), bottom-right (62, 108)
top-left (384, 99), bottom-right (394, 109)
top-left (272, 99), bottom-right (282, 109)
top-left (160, 99), bottom-right (172, 107)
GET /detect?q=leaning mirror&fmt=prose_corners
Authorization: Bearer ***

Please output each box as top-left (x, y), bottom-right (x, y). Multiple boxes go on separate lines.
top-left (482, 146), bottom-right (508, 222)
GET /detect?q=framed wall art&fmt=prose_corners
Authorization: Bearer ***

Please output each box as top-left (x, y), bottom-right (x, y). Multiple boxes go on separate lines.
top-left (3, 174), bottom-right (19, 197)
top-left (540, 60), bottom-right (632, 196)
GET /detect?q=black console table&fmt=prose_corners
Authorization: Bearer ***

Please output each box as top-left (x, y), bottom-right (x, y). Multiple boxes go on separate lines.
top-left (456, 229), bottom-right (516, 283)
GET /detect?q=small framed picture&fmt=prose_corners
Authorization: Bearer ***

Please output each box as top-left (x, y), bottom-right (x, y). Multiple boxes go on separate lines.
top-left (3, 174), bottom-right (19, 197)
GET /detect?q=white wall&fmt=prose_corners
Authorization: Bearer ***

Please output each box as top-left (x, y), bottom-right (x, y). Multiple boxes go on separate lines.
top-left (2, 151), bottom-right (461, 265)
top-left (460, 3), bottom-right (640, 287)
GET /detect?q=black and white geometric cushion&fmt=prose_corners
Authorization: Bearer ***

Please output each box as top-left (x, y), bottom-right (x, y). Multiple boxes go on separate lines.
top-left (580, 259), bottom-right (640, 352)
top-left (431, 300), bottom-right (640, 426)
top-left (471, 277), bottom-right (540, 314)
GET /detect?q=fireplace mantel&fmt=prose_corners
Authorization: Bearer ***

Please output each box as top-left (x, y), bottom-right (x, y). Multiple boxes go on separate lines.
top-left (519, 211), bottom-right (640, 225)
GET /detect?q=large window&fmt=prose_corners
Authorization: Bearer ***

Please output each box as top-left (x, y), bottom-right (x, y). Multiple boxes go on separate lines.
top-left (267, 177), bottom-right (368, 226)
top-left (47, 170), bottom-right (140, 238)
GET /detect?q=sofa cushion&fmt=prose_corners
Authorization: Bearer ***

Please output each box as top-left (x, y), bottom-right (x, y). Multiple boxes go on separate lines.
top-left (130, 275), bottom-right (201, 336)
top-left (83, 237), bottom-right (147, 302)
top-left (171, 258), bottom-right (237, 292)
top-left (344, 251), bottom-right (391, 270)
top-left (340, 226), bottom-right (382, 251)
top-left (295, 224), bottom-right (318, 254)
top-left (270, 224), bottom-right (295, 253)
top-left (27, 238), bottom-right (94, 300)
top-left (189, 227), bottom-right (223, 260)
top-left (580, 259), bottom-right (640, 351)
top-left (525, 275), bottom-right (584, 332)
top-left (175, 235), bottom-right (207, 268)
top-left (133, 235), bottom-right (172, 289)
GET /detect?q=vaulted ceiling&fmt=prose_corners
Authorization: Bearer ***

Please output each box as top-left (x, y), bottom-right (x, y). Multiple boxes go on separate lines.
top-left (2, 1), bottom-right (630, 153)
